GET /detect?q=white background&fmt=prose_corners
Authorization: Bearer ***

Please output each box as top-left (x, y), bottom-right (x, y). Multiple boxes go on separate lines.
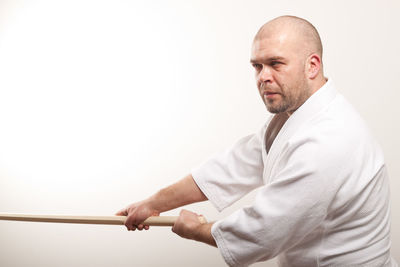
top-left (0, 0), bottom-right (399, 266)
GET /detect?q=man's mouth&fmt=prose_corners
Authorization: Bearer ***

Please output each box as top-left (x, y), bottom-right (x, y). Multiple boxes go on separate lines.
top-left (264, 91), bottom-right (280, 99)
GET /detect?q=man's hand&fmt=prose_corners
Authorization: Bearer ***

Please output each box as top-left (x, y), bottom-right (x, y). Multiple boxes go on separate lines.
top-left (116, 200), bottom-right (159, 231)
top-left (172, 209), bottom-right (216, 247)
top-left (116, 175), bottom-right (208, 232)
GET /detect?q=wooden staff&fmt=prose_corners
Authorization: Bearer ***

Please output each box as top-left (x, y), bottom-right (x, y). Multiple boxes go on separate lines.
top-left (0, 213), bottom-right (179, 226)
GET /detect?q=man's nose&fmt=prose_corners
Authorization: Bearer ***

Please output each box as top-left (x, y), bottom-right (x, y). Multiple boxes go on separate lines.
top-left (258, 67), bottom-right (272, 83)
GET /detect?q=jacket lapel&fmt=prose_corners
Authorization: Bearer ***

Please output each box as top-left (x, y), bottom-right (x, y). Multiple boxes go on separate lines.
top-left (263, 80), bottom-right (338, 184)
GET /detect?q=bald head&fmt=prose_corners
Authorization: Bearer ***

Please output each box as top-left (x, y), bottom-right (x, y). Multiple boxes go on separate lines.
top-left (255, 16), bottom-right (323, 59)
top-left (251, 16), bottom-right (327, 115)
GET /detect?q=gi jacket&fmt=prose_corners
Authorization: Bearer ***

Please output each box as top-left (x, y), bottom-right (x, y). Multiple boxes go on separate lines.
top-left (192, 80), bottom-right (396, 267)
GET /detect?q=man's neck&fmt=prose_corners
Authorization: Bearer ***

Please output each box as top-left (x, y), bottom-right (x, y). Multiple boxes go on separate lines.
top-left (265, 113), bottom-right (290, 153)
top-left (286, 76), bottom-right (327, 117)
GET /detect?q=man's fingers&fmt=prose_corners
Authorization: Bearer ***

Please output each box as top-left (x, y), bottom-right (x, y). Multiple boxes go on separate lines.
top-left (124, 215), bottom-right (149, 231)
top-left (124, 215), bottom-right (135, 230)
top-left (117, 203), bottom-right (154, 231)
top-left (125, 224), bottom-right (150, 231)
top-left (126, 223), bottom-right (136, 231)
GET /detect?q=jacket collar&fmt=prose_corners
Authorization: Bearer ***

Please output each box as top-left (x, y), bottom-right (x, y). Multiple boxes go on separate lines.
top-left (263, 79), bottom-right (338, 182)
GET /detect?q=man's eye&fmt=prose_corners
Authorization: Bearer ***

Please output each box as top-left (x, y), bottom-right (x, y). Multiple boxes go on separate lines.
top-left (252, 63), bottom-right (262, 69)
top-left (270, 61), bottom-right (281, 66)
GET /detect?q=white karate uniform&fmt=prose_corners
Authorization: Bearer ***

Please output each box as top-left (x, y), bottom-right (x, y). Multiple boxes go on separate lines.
top-left (192, 80), bottom-right (397, 266)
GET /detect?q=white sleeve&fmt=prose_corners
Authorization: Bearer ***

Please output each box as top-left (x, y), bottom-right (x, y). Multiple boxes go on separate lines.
top-left (210, 140), bottom-right (340, 266)
top-left (191, 125), bottom-right (266, 211)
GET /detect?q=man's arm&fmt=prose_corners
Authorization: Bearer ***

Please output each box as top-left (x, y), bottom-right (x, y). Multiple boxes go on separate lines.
top-left (116, 174), bottom-right (207, 231)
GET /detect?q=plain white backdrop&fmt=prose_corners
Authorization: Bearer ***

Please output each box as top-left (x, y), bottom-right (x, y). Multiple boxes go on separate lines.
top-left (0, 0), bottom-right (399, 266)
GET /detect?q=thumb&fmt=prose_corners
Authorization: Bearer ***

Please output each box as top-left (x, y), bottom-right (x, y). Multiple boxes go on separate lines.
top-left (115, 209), bottom-right (127, 216)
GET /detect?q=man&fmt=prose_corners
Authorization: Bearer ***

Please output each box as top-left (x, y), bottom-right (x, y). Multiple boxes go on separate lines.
top-left (117, 16), bottom-right (397, 266)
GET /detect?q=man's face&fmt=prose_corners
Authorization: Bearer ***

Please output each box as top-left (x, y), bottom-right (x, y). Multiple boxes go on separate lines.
top-left (250, 34), bottom-right (312, 114)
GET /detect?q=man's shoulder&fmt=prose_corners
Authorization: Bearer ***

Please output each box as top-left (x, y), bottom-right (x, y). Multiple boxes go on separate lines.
top-left (293, 94), bottom-right (372, 146)
top-left (282, 97), bottom-right (385, 173)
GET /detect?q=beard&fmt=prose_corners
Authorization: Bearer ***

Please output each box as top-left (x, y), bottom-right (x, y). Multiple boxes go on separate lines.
top-left (261, 79), bottom-right (311, 114)
top-left (265, 93), bottom-right (293, 113)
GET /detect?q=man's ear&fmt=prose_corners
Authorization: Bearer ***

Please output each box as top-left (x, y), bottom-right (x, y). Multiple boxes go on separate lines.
top-left (307, 54), bottom-right (322, 79)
